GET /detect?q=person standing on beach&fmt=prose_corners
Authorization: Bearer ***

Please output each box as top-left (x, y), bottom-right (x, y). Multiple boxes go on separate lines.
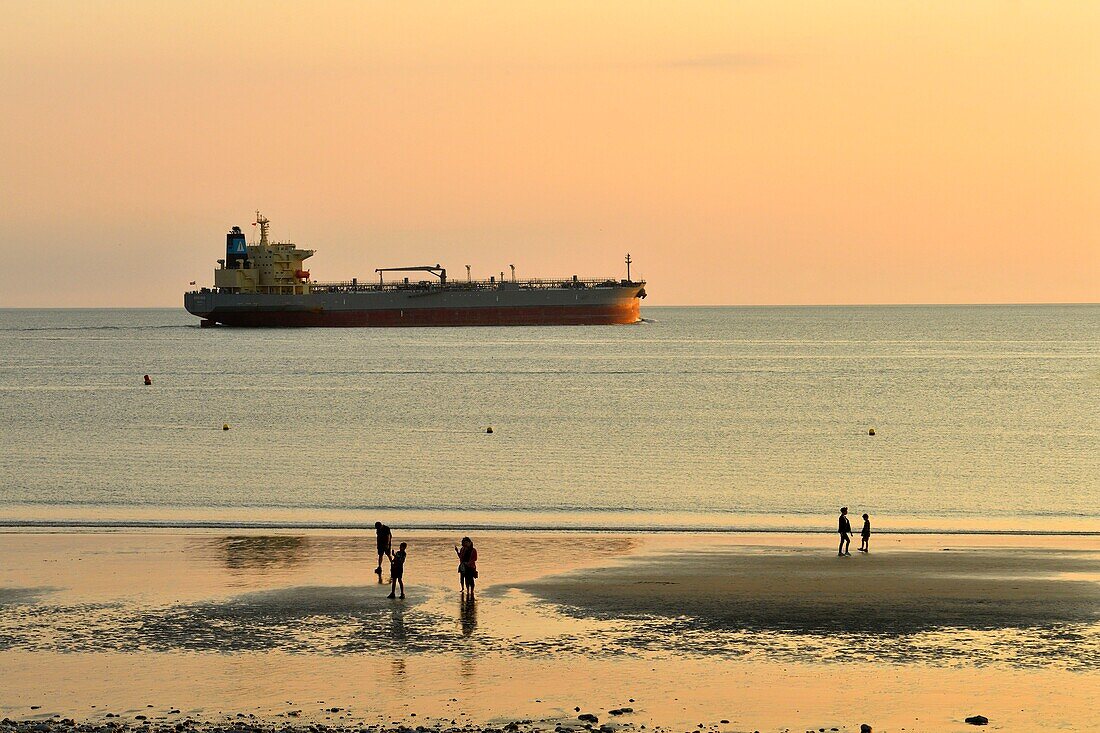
top-left (455, 536), bottom-right (478, 596)
top-left (387, 542), bottom-right (408, 599)
top-left (375, 521), bottom-right (393, 576)
top-left (859, 513), bottom-right (871, 553)
top-left (838, 507), bottom-right (852, 556)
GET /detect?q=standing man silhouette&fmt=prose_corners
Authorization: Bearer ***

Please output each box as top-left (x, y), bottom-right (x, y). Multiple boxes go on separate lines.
top-left (375, 521), bottom-right (393, 577)
top-left (838, 507), bottom-right (852, 557)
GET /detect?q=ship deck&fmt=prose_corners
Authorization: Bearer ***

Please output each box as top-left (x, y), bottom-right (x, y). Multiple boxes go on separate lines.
top-left (189, 276), bottom-right (643, 297)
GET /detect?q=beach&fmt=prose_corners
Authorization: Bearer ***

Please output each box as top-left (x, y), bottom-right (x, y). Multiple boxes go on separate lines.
top-left (4, 0), bottom-right (1099, 727)
top-left (2, 530), bottom-right (1097, 732)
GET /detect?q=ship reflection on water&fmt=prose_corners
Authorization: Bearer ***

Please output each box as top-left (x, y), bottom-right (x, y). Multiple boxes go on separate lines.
top-left (217, 536), bottom-right (310, 572)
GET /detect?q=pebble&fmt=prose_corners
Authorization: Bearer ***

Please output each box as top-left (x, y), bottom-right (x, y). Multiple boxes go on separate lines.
top-left (0, 717), bottom-right (839, 733)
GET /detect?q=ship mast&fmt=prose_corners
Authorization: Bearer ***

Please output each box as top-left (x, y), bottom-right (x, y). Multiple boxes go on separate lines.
top-left (255, 211), bottom-right (271, 246)
top-left (625, 253), bottom-right (632, 282)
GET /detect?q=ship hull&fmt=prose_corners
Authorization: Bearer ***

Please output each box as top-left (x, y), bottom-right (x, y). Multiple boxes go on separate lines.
top-left (184, 286), bottom-right (643, 327)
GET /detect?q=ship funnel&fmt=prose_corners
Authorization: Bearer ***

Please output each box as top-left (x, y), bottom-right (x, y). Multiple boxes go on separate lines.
top-left (226, 226), bottom-right (248, 269)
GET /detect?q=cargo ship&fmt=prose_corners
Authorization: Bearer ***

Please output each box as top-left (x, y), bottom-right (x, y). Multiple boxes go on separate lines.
top-left (184, 214), bottom-right (646, 327)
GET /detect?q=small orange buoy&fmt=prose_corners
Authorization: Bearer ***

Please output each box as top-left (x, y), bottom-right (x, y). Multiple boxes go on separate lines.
top-left (223, 423), bottom-right (230, 431)
top-left (868, 428), bottom-right (876, 436)
top-left (143, 375), bottom-right (152, 386)
top-left (486, 426), bottom-right (493, 434)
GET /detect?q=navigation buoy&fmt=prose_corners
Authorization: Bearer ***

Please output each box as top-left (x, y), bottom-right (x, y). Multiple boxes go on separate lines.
top-left (486, 426), bottom-right (493, 434)
top-left (223, 423), bottom-right (230, 431)
top-left (868, 428), bottom-right (876, 436)
top-left (143, 375), bottom-right (152, 386)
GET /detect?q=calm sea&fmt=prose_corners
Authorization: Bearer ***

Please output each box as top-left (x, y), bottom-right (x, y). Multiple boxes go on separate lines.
top-left (0, 306), bottom-right (1097, 533)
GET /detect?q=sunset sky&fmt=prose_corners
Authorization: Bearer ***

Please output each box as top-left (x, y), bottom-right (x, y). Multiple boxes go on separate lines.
top-left (1, 1), bottom-right (1097, 306)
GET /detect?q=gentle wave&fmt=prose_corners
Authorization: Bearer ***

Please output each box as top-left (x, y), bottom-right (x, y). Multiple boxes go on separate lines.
top-left (1, 518), bottom-right (1098, 535)
top-left (5, 497), bottom-right (1097, 519)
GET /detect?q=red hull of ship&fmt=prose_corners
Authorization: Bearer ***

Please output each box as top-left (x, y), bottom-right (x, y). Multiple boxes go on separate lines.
top-left (206, 301), bottom-right (641, 327)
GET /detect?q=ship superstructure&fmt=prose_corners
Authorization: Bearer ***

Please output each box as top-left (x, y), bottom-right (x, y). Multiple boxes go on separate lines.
top-left (185, 213), bottom-right (646, 327)
top-left (214, 214), bottom-right (315, 295)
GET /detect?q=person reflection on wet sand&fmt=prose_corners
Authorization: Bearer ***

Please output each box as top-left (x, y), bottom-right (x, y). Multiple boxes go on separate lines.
top-left (458, 654), bottom-right (476, 682)
top-left (387, 601), bottom-right (409, 644)
top-left (459, 594), bottom-right (477, 637)
top-left (391, 656), bottom-right (407, 685)
top-left (216, 536), bottom-right (308, 573)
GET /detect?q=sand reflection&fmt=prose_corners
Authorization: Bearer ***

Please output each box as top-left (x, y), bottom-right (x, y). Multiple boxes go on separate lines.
top-left (459, 595), bottom-right (477, 637)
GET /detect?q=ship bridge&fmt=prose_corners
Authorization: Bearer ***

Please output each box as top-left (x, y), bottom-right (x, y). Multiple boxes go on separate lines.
top-left (213, 213), bottom-right (314, 295)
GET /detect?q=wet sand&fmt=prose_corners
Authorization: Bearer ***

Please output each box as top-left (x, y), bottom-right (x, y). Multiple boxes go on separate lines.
top-left (1, 530), bottom-right (1098, 732)
top-left (515, 541), bottom-right (1100, 632)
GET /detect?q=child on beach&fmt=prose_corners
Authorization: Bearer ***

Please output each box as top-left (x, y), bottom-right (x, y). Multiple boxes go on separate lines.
top-left (387, 542), bottom-right (407, 599)
top-left (859, 513), bottom-right (871, 553)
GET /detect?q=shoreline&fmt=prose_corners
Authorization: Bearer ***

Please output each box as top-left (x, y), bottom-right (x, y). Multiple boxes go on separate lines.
top-left (2, 516), bottom-right (1098, 536)
top-left (4, 522), bottom-right (1099, 536)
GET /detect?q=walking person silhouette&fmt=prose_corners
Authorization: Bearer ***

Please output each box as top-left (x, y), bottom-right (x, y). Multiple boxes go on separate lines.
top-left (838, 507), bottom-right (853, 557)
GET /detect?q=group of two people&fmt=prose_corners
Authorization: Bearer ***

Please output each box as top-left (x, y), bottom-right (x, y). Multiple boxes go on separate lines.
top-left (837, 506), bottom-right (871, 556)
top-left (374, 521), bottom-right (480, 599)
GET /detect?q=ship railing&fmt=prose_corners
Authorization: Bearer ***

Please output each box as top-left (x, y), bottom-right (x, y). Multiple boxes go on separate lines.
top-left (306, 277), bottom-right (643, 293)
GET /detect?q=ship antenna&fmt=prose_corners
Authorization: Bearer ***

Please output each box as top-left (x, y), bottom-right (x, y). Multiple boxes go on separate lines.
top-left (625, 253), bottom-right (632, 282)
top-left (255, 211), bottom-right (271, 246)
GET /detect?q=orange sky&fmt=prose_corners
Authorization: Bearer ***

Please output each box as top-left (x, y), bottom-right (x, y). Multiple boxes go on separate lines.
top-left (1, 1), bottom-right (1097, 306)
